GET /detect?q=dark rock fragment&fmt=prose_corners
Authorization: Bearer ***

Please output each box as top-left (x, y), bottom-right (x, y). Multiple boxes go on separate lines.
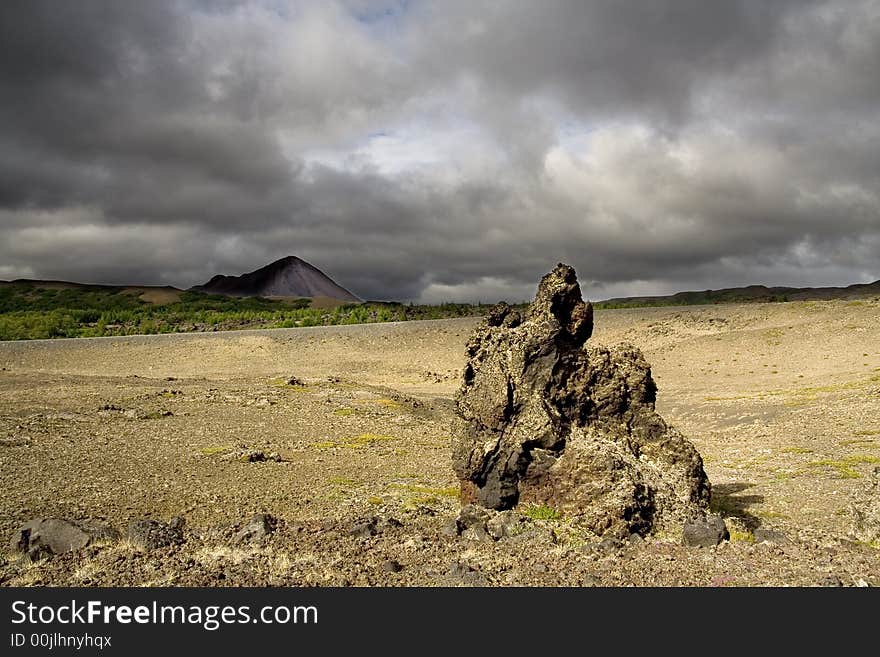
top-left (682, 515), bottom-right (729, 547)
top-left (12, 518), bottom-right (119, 560)
top-left (127, 517), bottom-right (185, 551)
top-left (232, 513), bottom-right (277, 545)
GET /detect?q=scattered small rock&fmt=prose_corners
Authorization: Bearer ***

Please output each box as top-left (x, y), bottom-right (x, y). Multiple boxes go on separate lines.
top-left (380, 517), bottom-right (403, 530)
top-left (753, 528), bottom-right (788, 544)
top-left (232, 513), bottom-right (277, 545)
top-left (223, 448), bottom-right (282, 463)
top-left (682, 515), bottom-right (729, 547)
top-left (449, 504), bottom-right (490, 541)
top-left (348, 518), bottom-right (379, 538)
top-left (461, 525), bottom-right (491, 542)
top-left (486, 510), bottom-right (524, 540)
top-left (0, 436), bottom-right (31, 448)
top-left (447, 561), bottom-right (476, 577)
top-left (286, 376), bottom-right (305, 386)
top-left (382, 559), bottom-right (403, 573)
top-left (597, 536), bottom-right (624, 554)
top-left (849, 467), bottom-right (880, 542)
top-left (126, 517), bottom-right (185, 551)
top-left (441, 519), bottom-right (460, 538)
top-left (446, 561), bottom-right (486, 586)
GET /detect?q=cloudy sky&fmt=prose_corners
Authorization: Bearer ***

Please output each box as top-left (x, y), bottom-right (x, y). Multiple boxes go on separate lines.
top-left (1, 1), bottom-right (878, 302)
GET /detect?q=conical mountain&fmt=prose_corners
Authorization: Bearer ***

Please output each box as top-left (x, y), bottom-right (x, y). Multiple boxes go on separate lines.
top-left (191, 256), bottom-right (360, 302)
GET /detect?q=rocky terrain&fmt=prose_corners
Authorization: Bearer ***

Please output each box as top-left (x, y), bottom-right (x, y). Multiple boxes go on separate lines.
top-left (1, 292), bottom-right (879, 586)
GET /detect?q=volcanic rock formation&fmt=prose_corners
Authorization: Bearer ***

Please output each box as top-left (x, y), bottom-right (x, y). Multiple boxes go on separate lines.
top-left (191, 255), bottom-right (360, 302)
top-left (452, 263), bottom-right (711, 537)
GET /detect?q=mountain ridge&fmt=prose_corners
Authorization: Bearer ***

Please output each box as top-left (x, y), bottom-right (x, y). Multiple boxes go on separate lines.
top-left (597, 279), bottom-right (880, 307)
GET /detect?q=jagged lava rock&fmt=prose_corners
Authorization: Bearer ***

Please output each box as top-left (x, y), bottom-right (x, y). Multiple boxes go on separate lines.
top-left (126, 517), bottom-right (185, 552)
top-left (11, 518), bottom-right (119, 560)
top-left (451, 263), bottom-right (710, 537)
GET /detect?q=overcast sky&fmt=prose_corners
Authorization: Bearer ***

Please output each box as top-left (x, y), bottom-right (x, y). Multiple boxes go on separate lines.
top-left (1, 1), bottom-right (878, 302)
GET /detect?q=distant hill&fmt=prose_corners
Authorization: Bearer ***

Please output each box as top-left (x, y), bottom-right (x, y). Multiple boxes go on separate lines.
top-left (597, 280), bottom-right (880, 308)
top-left (1, 279), bottom-right (184, 304)
top-left (190, 256), bottom-right (360, 303)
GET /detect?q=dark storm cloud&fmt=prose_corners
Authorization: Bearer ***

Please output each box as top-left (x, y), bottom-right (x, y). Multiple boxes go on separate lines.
top-left (0, 0), bottom-right (877, 301)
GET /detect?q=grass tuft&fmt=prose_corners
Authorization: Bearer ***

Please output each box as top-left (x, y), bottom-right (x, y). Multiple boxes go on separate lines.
top-left (523, 504), bottom-right (562, 521)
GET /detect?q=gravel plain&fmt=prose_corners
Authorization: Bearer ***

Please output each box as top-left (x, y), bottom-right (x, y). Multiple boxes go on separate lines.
top-left (1, 299), bottom-right (879, 586)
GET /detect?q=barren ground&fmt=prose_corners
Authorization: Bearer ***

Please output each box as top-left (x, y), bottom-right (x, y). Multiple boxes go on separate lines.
top-left (1, 299), bottom-right (879, 586)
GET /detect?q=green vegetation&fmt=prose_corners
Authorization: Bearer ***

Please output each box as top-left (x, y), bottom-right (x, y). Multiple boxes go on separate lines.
top-left (0, 283), bottom-right (498, 340)
top-left (728, 529), bottom-right (755, 543)
top-left (311, 433), bottom-right (395, 449)
top-left (328, 476), bottom-right (357, 486)
top-left (388, 483), bottom-right (459, 498)
top-left (523, 504), bottom-right (562, 521)
top-left (388, 482), bottom-right (460, 509)
top-left (3, 279), bottom-right (873, 341)
top-left (807, 455), bottom-right (880, 479)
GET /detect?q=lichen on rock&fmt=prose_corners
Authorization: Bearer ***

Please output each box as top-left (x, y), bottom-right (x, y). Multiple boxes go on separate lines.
top-left (451, 263), bottom-right (710, 537)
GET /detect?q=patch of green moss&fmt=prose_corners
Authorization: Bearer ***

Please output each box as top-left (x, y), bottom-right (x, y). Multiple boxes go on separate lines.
top-left (523, 504), bottom-right (562, 521)
top-left (333, 408), bottom-right (355, 417)
top-left (728, 529), bottom-right (755, 543)
top-left (312, 433), bottom-right (395, 449)
top-left (310, 440), bottom-right (337, 449)
top-left (389, 483), bottom-right (459, 497)
top-left (840, 439), bottom-right (878, 447)
top-left (807, 455), bottom-right (880, 479)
